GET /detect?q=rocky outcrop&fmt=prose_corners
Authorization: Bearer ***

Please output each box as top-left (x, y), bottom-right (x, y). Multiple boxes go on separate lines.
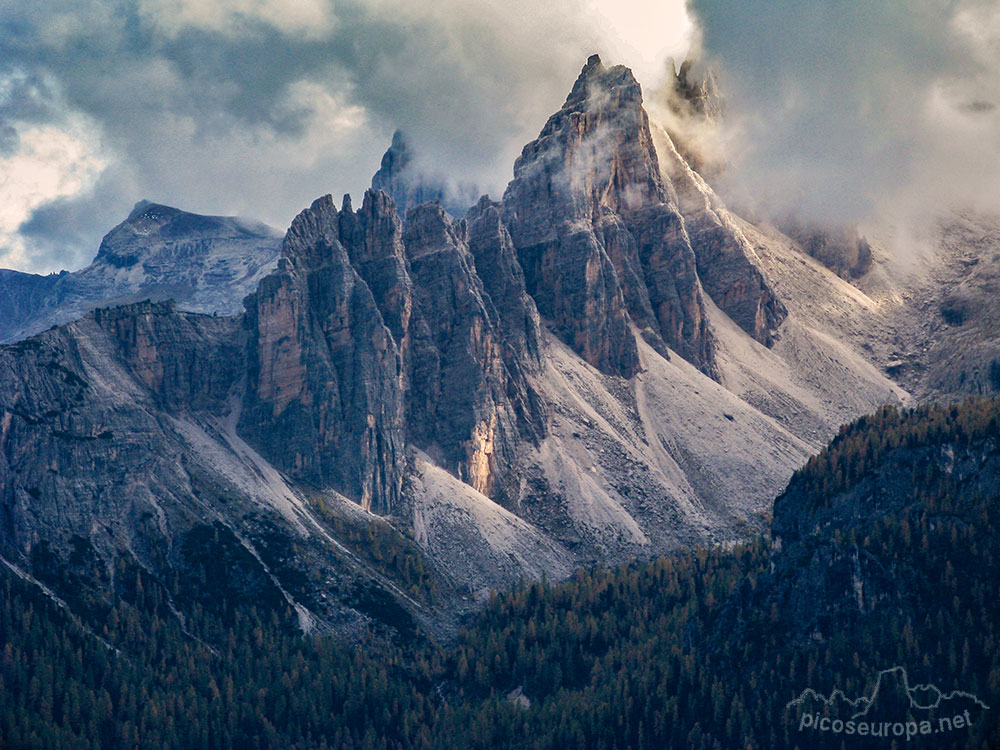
top-left (403, 203), bottom-right (541, 502)
top-left (672, 59), bottom-right (722, 121)
top-left (91, 300), bottom-right (243, 413)
top-left (502, 55), bottom-right (715, 376)
top-left (0, 53), bottom-right (925, 641)
top-left (0, 305), bottom-right (242, 581)
top-left (238, 188), bottom-right (544, 508)
top-left (778, 220), bottom-right (874, 280)
top-left (336, 190), bottom-right (413, 347)
top-left (371, 130), bottom-right (475, 220)
top-left (465, 197), bottom-right (544, 369)
top-left (241, 196), bottom-right (405, 515)
top-left (652, 125), bottom-right (787, 347)
top-left (0, 300), bottom-right (448, 637)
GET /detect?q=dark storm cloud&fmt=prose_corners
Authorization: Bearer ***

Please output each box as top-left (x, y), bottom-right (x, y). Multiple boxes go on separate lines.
top-left (16, 171), bottom-right (133, 272)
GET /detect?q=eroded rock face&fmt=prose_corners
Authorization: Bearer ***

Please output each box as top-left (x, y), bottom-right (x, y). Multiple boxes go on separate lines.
top-left (241, 196), bottom-right (405, 515)
top-left (238, 189), bottom-right (545, 509)
top-left (337, 190), bottom-right (413, 348)
top-left (91, 301), bottom-right (243, 413)
top-left (502, 55), bottom-right (715, 376)
top-left (403, 203), bottom-right (541, 502)
top-left (673, 59), bottom-right (722, 121)
top-left (0, 300), bottom-right (439, 636)
top-left (0, 304), bottom-right (243, 574)
top-left (465, 197), bottom-right (543, 370)
top-left (650, 117), bottom-right (787, 349)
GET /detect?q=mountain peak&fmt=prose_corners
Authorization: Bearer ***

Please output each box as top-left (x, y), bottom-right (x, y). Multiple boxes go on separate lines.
top-left (371, 130), bottom-right (476, 220)
top-left (374, 130), bottom-right (413, 181)
top-left (280, 194), bottom-right (342, 269)
top-left (96, 202), bottom-right (279, 272)
top-left (671, 58), bottom-right (722, 120)
top-left (128, 199), bottom-right (155, 220)
top-left (565, 53), bottom-right (641, 110)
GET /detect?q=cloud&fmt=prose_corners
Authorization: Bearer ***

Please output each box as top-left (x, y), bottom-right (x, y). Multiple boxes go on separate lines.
top-left (585, 0), bottom-right (693, 85)
top-left (10, 0), bottom-right (1000, 276)
top-left (136, 0), bottom-right (336, 39)
top-left (688, 0), bottom-right (1000, 232)
top-left (0, 0), bottom-right (695, 274)
top-left (0, 71), bottom-right (108, 272)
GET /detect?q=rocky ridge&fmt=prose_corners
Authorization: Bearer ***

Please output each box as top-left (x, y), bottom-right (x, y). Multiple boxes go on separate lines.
top-left (0, 202), bottom-right (282, 345)
top-left (0, 56), bottom-right (911, 636)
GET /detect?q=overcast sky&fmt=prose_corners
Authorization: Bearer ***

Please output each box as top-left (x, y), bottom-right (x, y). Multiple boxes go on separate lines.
top-left (691, 0), bottom-right (1000, 230)
top-left (1, 1), bottom-right (998, 273)
top-left (0, 0), bottom-right (692, 273)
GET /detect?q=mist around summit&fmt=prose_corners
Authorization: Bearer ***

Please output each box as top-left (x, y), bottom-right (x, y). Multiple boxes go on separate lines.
top-left (6, 0), bottom-right (1000, 275)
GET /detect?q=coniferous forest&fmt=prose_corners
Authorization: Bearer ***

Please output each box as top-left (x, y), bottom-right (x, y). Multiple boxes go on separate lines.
top-left (3, 398), bottom-right (1000, 749)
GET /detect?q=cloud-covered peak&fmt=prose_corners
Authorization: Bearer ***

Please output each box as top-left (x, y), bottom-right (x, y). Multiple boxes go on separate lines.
top-left (0, 0), bottom-right (697, 275)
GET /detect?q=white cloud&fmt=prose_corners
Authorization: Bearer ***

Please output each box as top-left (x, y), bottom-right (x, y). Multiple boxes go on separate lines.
top-left (0, 124), bottom-right (107, 271)
top-left (587, 0), bottom-right (694, 86)
top-left (88, 75), bottom-right (373, 231)
top-left (0, 72), bottom-right (108, 272)
top-left (343, 0), bottom-right (694, 199)
top-left (0, 0), bottom-right (696, 273)
top-left (137, 0), bottom-right (336, 39)
top-left (689, 0), bottom-right (1000, 238)
top-left (281, 79), bottom-right (368, 156)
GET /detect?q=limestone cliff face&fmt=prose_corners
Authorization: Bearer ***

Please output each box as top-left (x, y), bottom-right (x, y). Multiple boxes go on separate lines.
top-left (653, 127), bottom-right (787, 347)
top-left (0, 300), bottom-right (442, 636)
top-left (337, 190), bottom-right (413, 348)
top-left (403, 203), bottom-right (541, 502)
top-left (241, 196), bottom-right (405, 515)
top-left (502, 55), bottom-right (714, 376)
top-left (465, 197), bottom-right (544, 370)
top-left (237, 188), bottom-right (545, 509)
top-left (0, 304), bottom-right (243, 582)
top-left (90, 301), bottom-right (243, 413)
top-left (0, 54), bottom-right (919, 639)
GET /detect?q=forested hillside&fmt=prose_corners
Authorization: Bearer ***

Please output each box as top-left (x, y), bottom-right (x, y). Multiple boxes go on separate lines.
top-left (3, 397), bottom-right (999, 749)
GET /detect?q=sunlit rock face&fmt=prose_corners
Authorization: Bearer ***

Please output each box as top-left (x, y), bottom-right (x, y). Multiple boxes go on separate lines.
top-left (502, 55), bottom-right (715, 377)
top-left (403, 202), bottom-right (543, 504)
top-left (241, 195), bottom-right (406, 514)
